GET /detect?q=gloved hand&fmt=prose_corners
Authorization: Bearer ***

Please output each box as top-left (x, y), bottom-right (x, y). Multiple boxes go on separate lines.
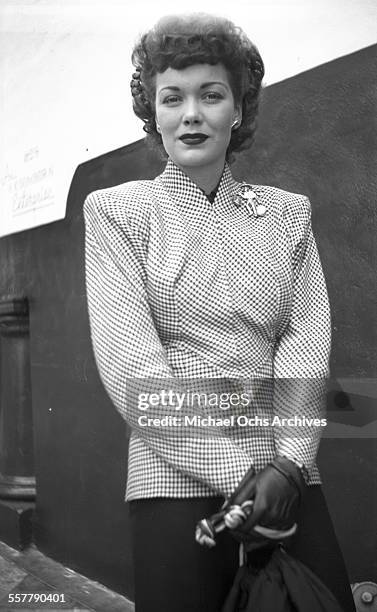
top-left (223, 464), bottom-right (256, 509)
top-left (196, 458), bottom-right (306, 551)
top-left (195, 465), bottom-right (257, 548)
top-left (234, 456), bottom-right (306, 536)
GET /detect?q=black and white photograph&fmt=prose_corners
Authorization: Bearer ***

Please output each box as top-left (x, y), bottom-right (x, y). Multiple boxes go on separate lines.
top-left (0, 1), bottom-right (376, 611)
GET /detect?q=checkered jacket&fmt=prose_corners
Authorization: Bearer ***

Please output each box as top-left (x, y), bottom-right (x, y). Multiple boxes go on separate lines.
top-left (83, 158), bottom-right (331, 501)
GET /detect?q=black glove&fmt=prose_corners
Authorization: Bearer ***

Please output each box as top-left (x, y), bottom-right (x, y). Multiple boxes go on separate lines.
top-left (195, 465), bottom-right (256, 548)
top-left (236, 456), bottom-right (306, 535)
top-left (219, 465), bottom-right (272, 552)
top-left (223, 464), bottom-right (256, 509)
top-left (196, 458), bottom-right (306, 552)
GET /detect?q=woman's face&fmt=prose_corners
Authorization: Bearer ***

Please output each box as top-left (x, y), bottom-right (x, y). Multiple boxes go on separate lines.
top-left (155, 63), bottom-right (241, 177)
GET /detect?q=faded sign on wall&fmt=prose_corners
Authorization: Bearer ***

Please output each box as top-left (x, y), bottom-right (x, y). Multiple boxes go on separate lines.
top-left (0, 146), bottom-right (78, 237)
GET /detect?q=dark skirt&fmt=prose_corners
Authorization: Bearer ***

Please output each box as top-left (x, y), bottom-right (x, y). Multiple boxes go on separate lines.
top-left (128, 485), bottom-right (356, 612)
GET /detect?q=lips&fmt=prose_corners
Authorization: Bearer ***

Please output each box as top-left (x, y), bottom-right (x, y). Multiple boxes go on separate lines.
top-left (179, 133), bottom-right (209, 145)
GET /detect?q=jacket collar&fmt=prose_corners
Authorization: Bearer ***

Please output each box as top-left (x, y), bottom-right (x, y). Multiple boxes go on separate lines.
top-left (156, 158), bottom-right (241, 209)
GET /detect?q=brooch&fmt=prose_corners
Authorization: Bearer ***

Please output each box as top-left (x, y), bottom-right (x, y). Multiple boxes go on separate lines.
top-left (233, 183), bottom-right (266, 218)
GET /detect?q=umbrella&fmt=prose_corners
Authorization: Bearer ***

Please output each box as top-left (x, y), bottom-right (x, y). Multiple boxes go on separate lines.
top-left (221, 545), bottom-right (345, 612)
top-left (195, 500), bottom-right (345, 612)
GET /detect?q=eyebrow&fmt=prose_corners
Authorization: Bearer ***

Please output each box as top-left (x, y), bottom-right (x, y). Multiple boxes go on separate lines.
top-left (158, 81), bottom-right (230, 94)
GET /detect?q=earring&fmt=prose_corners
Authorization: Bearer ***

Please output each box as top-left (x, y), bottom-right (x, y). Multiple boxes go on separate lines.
top-left (156, 123), bottom-right (161, 134)
top-left (231, 119), bottom-right (240, 130)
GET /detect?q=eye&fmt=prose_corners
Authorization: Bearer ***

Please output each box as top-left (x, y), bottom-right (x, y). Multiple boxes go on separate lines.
top-left (162, 95), bottom-right (181, 105)
top-left (203, 91), bottom-right (224, 102)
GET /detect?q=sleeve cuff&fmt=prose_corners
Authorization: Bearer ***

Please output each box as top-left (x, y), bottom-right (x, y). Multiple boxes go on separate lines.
top-left (275, 453), bottom-right (310, 485)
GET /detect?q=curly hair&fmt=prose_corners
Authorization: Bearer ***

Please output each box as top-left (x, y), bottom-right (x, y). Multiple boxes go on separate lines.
top-left (130, 13), bottom-right (264, 161)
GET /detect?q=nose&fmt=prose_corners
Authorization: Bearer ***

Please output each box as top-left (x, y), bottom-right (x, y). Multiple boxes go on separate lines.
top-left (182, 98), bottom-right (202, 126)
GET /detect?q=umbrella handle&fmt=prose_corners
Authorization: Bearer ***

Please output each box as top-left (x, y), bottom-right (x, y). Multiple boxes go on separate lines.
top-left (195, 519), bottom-right (216, 547)
top-left (195, 501), bottom-right (297, 548)
top-left (224, 500), bottom-right (254, 528)
top-left (224, 500), bottom-right (297, 539)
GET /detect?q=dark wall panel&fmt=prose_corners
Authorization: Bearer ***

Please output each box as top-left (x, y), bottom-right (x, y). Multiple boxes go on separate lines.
top-left (0, 45), bottom-right (375, 597)
top-left (234, 44), bottom-right (377, 377)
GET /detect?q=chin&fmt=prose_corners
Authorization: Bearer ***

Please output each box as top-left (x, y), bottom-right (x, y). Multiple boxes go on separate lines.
top-left (173, 151), bottom-right (222, 170)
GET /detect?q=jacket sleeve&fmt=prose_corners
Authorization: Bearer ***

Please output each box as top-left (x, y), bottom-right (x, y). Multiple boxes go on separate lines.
top-left (272, 196), bottom-right (331, 480)
top-left (83, 188), bottom-right (254, 498)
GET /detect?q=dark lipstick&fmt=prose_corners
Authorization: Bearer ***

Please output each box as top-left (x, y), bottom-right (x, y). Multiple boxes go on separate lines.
top-left (179, 133), bottom-right (208, 145)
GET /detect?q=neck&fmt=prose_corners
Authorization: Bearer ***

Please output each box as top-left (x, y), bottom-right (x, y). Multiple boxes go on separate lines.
top-left (174, 159), bottom-right (226, 194)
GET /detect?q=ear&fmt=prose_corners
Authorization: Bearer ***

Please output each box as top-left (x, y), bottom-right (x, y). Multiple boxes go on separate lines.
top-left (234, 103), bottom-right (242, 125)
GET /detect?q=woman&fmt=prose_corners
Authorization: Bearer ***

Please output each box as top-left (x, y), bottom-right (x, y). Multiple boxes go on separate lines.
top-left (83, 13), bottom-right (356, 612)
